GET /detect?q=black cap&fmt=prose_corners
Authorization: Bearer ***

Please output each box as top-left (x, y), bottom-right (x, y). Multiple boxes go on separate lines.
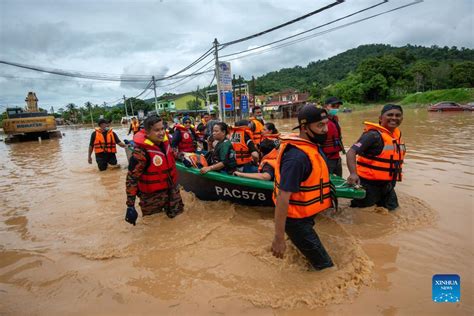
top-left (381, 104), bottom-right (403, 115)
top-left (292, 104), bottom-right (328, 130)
top-left (324, 96), bottom-right (343, 105)
top-left (98, 118), bottom-right (109, 125)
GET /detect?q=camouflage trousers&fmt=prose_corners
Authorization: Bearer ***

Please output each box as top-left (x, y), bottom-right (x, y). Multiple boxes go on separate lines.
top-left (138, 186), bottom-right (184, 218)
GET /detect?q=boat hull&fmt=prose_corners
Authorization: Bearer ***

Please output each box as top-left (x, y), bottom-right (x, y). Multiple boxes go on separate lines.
top-left (176, 162), bottom-right (366, 207)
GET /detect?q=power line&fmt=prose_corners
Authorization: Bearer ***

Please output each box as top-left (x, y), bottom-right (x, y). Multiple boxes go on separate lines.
top-left (220, 0), bottom-right (345, 47)
top-left (222, 0), bottom-right (423, 62)
top-left (0, 46), bottom-right (215, 83)
top-left (220, 0), bottom-right (389, 59)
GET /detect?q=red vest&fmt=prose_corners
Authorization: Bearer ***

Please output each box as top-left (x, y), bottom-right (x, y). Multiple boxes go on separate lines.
top-left (174, 124), bottom-right (196, 153)
top-left (321, 117), bottom-right (343, 159)
top-left (133, 130), bottom-right (178, 193)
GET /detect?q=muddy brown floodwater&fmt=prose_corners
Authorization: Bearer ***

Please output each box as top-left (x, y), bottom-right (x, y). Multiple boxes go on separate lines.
top-left (0, 108), bottom-right (473, 315)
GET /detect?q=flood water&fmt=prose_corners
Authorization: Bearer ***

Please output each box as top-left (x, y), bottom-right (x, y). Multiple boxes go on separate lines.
top-left (0, 108), bottom-right (473, 315)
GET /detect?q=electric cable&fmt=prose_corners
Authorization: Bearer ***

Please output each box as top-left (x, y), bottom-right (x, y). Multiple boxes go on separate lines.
top-left (220, 0), bottom-right (345, 47)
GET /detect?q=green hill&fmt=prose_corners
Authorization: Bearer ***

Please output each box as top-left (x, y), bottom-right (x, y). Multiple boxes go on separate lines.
top-left (253, 44), bottom-right (474, 102)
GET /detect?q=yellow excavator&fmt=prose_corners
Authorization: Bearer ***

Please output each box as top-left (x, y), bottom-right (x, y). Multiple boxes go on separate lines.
top-left (2, 92), bottom-right (62, 143)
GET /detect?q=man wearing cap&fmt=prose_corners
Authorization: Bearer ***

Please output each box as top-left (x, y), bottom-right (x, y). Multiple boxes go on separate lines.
top-left (88, 119), bottom-right (126, 171)
top-left (321, 97), bottom-right (345, 177)
top-left (271, 104), bottom-right (334, 271)
top-left (346, 104), bottom-right (406, 210)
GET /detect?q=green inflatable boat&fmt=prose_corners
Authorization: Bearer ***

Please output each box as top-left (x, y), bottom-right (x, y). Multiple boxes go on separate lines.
top-left (176, 162), bottom-right (365, 207)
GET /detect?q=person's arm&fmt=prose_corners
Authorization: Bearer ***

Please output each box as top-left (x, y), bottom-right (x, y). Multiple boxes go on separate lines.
top-left (114, 132), bottom-right (126, 148)
top-left (128, 124), bottom-right (132, 135)
top-left (200, 161), bottom-right (224, 174)
top-left (346, 148), bottom-right (360, 185)
top-left (171, 130), bottom-right (181, 148)
top-left (125, 148), bottom-right (147, 206)
top-left (88, 132), bottom-right (95, 164)
top-left (271, 189), bottom-right (292, 258)
top-left (233, 171), bottom-right (271, 181)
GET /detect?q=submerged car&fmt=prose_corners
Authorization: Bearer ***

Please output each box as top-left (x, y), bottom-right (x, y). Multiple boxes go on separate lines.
top-left (428, 101), bottom-right (472, 112)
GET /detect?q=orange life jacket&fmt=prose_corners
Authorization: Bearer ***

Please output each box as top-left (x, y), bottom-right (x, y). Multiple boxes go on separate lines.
top-left (249, 117), bottom-right (264, 146)
top-left (174, 124), bottom-right (196, 153)
top-left (273, 136), bottom-right (333, 218)
top-left (230, 126), bottom-right (254, 165)
top-left (133, 130), bottom-right (178, 193)
top-left (320, 117), bottom-right (343, 159)
top-left (93, 128), bottom-right (117, 154)
top-left (131, 120), bottom-right (140, 134)
top-left (356, 122), bottom-right (406, 182)
top-left (258, 148), bottom-right (278, 172)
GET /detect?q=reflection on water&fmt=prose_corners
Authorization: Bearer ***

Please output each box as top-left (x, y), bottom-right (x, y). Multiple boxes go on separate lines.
top-left (0, 110), bottom-right (473, 314)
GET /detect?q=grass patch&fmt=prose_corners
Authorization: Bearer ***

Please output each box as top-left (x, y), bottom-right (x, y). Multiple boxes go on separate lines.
top-left (400, 88), bottom-right (474, 105)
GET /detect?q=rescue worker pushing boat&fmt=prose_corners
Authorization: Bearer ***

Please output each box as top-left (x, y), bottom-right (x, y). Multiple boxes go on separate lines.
top-left (271, 104), bottom-right (335, 270)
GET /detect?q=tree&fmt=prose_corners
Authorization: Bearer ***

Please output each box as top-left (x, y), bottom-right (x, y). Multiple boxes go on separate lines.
top-left (451, 61), bottom-right (474, 87)
top-left (187, 99), bottom-right (202, 111)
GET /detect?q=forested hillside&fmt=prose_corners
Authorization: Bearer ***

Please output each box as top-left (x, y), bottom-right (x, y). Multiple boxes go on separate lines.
top-left (253, 44), bottom-right (474, 102)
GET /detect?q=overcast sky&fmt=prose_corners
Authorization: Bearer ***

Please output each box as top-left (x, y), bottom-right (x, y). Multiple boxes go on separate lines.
top-left (0, 0), bottom-right (472, 110)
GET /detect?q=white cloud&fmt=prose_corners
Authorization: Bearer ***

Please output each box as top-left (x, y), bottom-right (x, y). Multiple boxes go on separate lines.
top-left (0, 0), bottom-right (472, 108)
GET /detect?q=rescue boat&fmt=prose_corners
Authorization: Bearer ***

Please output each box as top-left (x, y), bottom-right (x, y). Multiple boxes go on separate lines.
top-left (175, 161), bottom-right (365, 207)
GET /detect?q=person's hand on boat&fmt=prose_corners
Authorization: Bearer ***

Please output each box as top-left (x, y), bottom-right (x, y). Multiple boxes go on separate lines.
top-left (346, 173), bottom-right (360, 186)
top-left (200, 166), bottom-right (212, 174)
top-left (271, 235), bottom-right (286, 259)
top-left (233, 171), bottom-right (243, 177)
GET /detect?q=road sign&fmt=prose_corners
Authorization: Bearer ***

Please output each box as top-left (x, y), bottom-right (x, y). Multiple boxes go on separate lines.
top-left (241, 95), bottom-right (248, 113)
top-left (221, 91), bottom-right (234, 111)
top-left (218, 62), bottom-right (232, 91)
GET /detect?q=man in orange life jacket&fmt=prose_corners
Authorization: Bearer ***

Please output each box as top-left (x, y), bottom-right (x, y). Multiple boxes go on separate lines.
top-left (321, 97), bottom-right (345, 177)
top-left (125, 116), bottom-right (184, 225)
top-left (88, 119), bottom-right (125, 171)
top-left (272, 104), bottom-right (334, 270)
top-left (249, 106), bottom-right (265, 146)
top-left (346, 104), bottom-right (406, 211)
top-left (127, 117), bottom-right (141, 135)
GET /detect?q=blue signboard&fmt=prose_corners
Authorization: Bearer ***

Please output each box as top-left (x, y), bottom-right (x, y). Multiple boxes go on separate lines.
top-left (221, 91), bottom-right (234, 111)
top-left (241, 95), bottom-right (249, 113)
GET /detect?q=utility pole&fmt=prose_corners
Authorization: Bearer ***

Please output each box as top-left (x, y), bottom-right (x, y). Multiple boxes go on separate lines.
top-left (213, 38), bottom-right (223, 122)
top-left (252, 75), bottom-right (256, 109)
top-left (232, 74), bottom-right (236, 122)
top-left (88, 103), bottom-right (94, 128)
top-left (130, 98), bottom-right (135, 117)
top-left (123, 95), bottom-right (129, 118)
top-left (152, 76), bottom-right (158, 114)
top-left (238, 75), bottom-right (242, 121)
top-left (195, 85), bottom-right (200, 117)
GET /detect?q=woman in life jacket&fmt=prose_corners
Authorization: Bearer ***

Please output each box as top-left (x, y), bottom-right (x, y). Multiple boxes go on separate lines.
top-left (233, 138), bottom-right (278, 181)
top-left (230, 120), bottom-right (260, 173)
top-left (171, 117), bottom-right (197, 155)
top-left (200, 122), bottom-right (237, 175)
top-left (261, 122), bottom-right (280, 147)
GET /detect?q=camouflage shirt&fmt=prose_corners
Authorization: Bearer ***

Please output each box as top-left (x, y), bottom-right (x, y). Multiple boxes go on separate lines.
top-left (125, 146), bottom-right (148, 206)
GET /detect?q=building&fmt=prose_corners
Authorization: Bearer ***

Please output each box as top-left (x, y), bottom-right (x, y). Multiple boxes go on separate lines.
top-left (155, 92), bottom-right (205, 113)
top-left (263, 89), bottom-right (310, 118)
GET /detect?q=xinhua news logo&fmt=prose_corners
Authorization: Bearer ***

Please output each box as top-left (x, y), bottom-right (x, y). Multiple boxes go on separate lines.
top-left (432, 274), bottom-right (460, 303)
